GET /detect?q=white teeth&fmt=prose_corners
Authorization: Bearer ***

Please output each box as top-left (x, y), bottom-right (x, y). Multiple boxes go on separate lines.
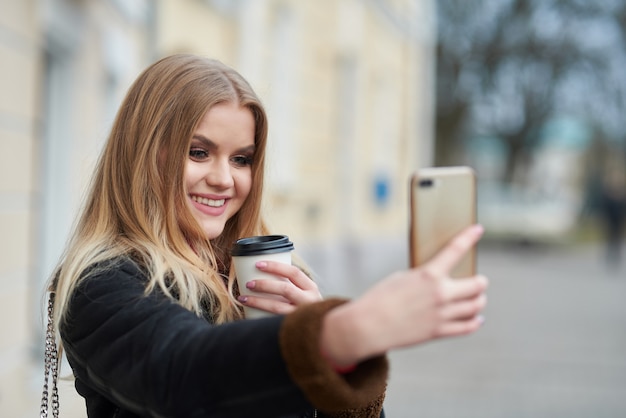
top-left (191, 195), bottom-right (225, 207)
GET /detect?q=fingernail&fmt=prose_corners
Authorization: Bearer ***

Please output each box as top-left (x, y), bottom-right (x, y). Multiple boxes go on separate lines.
top-left (477, 315), bottom-right (486, 325)
top-left (246, 281), bottom-right (256, 289)
top-left (473, 224), bottom-right (484, 235)
top-left (238, 296), bottom-right (248, 303)
top-left (255, 261), bottom-right (267, 269)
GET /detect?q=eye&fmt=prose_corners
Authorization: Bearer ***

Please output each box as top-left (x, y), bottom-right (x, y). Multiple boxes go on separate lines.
top-left (189, 147), bottom-right (209, 161)
top-left (231, 155), bottom-right (253, 167)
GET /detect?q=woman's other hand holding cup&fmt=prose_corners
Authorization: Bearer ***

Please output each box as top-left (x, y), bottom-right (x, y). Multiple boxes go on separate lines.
top-left (241, 261), bottom-right (323, 315)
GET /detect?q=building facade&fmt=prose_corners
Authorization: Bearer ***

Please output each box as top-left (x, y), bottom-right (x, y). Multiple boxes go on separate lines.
top-left (0, 0), bottom-right (434, 416)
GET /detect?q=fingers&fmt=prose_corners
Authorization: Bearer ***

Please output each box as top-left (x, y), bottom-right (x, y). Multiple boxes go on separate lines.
top-left (436, 277), bottom-right (488, 338)
top-left (435, 315), bottom-right (485, 338)
top-left (239, 294), bottom-right (296, 315)
top-left (238, 260), bottom-right (322, 315)
top-left (255, 261), bottom-right (318, 290)
top-left (424, 224), bottom-right (483, 277)
top-left (246, 277), bottom-right (318, 304)
top-left (444, 274), bottom-right (488, 303)
top-left (439, 292), bottom-right (487, 320)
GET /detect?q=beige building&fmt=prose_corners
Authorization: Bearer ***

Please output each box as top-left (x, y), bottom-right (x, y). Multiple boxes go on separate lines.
top-left (0, 0), bottom-right (434, 416)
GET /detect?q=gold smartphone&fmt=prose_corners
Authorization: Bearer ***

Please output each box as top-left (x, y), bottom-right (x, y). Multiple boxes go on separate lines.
top-left (409, 166), bottom-right (477, 277)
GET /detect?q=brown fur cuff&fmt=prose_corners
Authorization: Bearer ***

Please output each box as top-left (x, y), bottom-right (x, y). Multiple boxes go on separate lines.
top-left (279, 298), bottom-right (388, 414)
top-left (320, 392), bottom-right (386, 418)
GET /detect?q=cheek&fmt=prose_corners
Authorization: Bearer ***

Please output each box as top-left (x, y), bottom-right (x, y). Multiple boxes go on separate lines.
top-left (237, 169), bottom-right (253, 200)
top-left (183, 162), bottom-right (199, 189)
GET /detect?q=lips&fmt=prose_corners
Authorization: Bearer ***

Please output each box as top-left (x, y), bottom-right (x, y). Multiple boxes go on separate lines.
top-left (189, 194), bottom-right (228, 216)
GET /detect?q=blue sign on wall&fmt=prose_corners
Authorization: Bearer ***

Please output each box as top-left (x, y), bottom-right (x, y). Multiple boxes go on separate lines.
top-left (373, 174), bottom-right (390, 207)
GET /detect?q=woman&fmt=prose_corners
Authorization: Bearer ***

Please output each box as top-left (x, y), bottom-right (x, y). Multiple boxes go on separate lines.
top-left (46, 54), bottom-right (488, 418)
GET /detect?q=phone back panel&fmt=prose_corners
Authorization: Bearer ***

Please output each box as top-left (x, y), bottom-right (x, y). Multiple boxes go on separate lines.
top-left (410, 167), bottom-right (477, 277)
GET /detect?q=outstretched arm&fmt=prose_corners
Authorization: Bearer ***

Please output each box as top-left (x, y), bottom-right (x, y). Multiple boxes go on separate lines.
top-left (319, 224), bottom-right (488, 368)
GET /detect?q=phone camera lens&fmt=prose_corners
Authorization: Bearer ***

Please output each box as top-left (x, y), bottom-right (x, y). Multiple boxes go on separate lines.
top-left (419, 179), bottom-right (434, 188)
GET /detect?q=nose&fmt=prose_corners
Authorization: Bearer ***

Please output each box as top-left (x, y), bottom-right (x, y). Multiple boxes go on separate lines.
top-left (206, 158), bottom-right (234, 189)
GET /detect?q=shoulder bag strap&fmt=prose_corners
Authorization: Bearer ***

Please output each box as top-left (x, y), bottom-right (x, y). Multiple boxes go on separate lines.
top-left (40, 292), bottom-right (59, 418)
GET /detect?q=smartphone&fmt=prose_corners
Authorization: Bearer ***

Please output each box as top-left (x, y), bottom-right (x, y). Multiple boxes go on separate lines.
top-left (409, 166), bottom-right (477, 277)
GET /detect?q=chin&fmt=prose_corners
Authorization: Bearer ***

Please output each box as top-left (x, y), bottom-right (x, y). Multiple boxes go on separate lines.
top-left (202, 225), bottom-right (226, 240)
top-left (204, 230), bottom-right (224, 240)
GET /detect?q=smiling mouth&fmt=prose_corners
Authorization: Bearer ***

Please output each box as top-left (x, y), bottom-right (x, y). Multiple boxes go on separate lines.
top-left (190, 195), bottom-right (226, 207)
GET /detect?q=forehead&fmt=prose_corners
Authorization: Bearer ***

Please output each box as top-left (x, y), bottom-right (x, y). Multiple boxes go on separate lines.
top-left (193, 102), bottom-right (255, 145)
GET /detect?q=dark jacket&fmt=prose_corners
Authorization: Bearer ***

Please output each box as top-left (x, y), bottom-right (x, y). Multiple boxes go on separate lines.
top-left (60, 258), bottom-right (387, 417)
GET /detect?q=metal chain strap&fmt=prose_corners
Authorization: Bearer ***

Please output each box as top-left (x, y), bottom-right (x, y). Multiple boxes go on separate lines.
top-left (40, 293), bottom-right (59, 418)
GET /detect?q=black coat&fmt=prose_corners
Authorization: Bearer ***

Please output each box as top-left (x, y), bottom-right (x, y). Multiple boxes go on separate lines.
top-left (60, 259), bottom-right (387, 417)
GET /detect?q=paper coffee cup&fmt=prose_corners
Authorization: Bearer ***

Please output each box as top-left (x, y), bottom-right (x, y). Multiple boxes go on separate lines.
top-left (231, 235), bottom-right (295, 319)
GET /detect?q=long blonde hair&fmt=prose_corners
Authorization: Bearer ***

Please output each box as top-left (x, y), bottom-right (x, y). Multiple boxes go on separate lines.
top-left (50, 54), bottom-right (269, 325)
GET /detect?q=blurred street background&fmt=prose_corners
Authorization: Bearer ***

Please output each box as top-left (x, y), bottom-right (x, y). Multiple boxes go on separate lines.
top-left (2, 0), bottom-right (625, 417)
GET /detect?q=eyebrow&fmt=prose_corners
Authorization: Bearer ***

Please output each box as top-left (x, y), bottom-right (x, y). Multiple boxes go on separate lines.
top-left (191, 134), bottom-right (256, 153)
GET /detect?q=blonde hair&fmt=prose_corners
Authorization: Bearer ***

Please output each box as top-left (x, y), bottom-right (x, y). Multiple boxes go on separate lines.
top-left (50, 54), bottom-right (269, 326)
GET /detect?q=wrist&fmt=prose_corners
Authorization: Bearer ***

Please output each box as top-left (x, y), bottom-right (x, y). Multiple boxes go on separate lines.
top-left (320, 348), bottom-right (357, 374)
top-left (319, 300), bottom-right (374, 369)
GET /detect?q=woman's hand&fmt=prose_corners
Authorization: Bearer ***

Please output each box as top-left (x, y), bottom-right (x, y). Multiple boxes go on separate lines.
top-left (238, 261), bottom-right (323, 315)
top-left (320, 224), bottom-right (488, 368)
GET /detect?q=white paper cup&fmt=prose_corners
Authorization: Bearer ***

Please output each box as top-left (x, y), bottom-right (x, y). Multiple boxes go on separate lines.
top-left (231, 235), bottom-right (294, 319)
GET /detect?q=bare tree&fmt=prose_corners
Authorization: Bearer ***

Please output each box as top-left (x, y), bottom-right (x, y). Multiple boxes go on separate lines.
top-left (435, 0), bottom-right (623, 182)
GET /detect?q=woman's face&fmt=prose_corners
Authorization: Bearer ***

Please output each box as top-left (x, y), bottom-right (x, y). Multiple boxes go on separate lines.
top-left (185, 102), bottom-right (255, 239)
